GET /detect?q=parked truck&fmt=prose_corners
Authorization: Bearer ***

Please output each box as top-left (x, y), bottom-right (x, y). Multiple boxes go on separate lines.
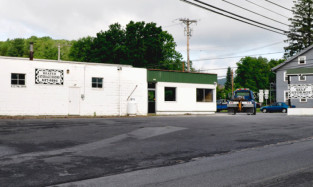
top-left (227, 88), bottom-right (256, 115)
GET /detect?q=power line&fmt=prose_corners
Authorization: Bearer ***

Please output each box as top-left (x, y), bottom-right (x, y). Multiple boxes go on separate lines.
top-left (163, 23), bottom-right (181, 28)
top-left (184, 41), bottom-right (284, 53)
top-left (192, 51), bottom-right (284, 61)
top-left (193, 0), bottom-right (286, 33)
top-left (199, 67), bottom-right (237, 71)
top-left (221, 0), bottom-right (289, 26)
top-left (245, 0), bottom-right (289, 19)
top-left (180, 0), bottom-right (286, 35)
top-left (263, 0), bottom-right (292, 12)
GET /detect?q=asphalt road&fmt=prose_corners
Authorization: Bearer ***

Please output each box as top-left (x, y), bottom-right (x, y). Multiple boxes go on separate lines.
top-left (1, 113), bottom-right (313, 186)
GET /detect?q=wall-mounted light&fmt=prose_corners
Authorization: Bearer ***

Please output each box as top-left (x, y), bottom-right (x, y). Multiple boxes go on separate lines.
top-left (67, 69), bottom-right (70, 74)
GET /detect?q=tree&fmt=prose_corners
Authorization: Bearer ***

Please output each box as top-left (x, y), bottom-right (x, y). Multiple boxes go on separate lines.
top-left (7, 38), bottom-right (25, 57)
top-left (92, 23), bottom-right (127, 64)
top-left (224, 67), bottom-right (232, 90)
top-left (268, 59), bottom-right (285, 84)
top-left (69, 36), bottom-right (94, 62)
top-left (285, 0), bottom-right (313, 57)
top-left (234, 57), bottom-right (271, 92)
top-left (69, 21), bottom-right (184, 70)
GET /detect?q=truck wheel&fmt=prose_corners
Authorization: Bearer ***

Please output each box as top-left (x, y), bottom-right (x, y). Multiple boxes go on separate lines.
top-left (282, 108), bottom-right (287, 113)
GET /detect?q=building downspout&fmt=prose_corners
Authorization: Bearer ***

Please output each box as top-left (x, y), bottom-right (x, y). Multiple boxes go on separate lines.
top-left (118, 67), bottom-right (122, 116)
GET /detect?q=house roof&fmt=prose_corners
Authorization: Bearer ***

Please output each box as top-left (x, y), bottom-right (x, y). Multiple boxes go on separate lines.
top-left (272, 44), bottom-right (313, 71)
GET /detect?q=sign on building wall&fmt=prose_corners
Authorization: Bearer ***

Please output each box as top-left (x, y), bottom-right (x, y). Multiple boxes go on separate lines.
top-left (35, 69), bottom-right (64, 85)
top-left (288, 84), bottom-right (313, 99)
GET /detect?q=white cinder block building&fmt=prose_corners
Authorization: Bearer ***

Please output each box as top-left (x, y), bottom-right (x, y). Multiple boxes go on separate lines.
top-left (147, 70), bottom-right (217, 115)
top-left (0, 57), bottom-right (147, 116)
top-left (0, 57), bottom-right (217, 116)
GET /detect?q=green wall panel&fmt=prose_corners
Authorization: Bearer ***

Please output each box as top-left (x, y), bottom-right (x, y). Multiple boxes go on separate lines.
top-left (147, 70), bottom-right (217, 85)
top-left (287, 67), bottom-right (313, 75)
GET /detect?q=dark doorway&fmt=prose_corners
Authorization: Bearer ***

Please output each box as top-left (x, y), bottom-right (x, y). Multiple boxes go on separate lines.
top-left (148, 82), bottom-right (156, 113)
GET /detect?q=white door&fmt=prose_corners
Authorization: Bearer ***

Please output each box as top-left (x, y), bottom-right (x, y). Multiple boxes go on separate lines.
top-left (69, 87), bottom-right (80, 115)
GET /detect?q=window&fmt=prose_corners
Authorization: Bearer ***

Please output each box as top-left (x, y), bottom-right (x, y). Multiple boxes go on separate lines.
top-left (11, 73), bottom-right (25, 86)
top-left (284, 90), bottom-right (289, 102)
top-left (298, 56), bottom-right (306, 64)
top-left (300, 98), bottom-right (307, 103)
top-left (165, 87), bottom-right (176, 101)
top-left (197, 88), bottom-right (213, 102)
top-left (299, 75), bottom-right (306, 81)
top-left (92, 77), bottom-right (103, 88)
top-left (148, 82), bottom-right (156, 89)
top-left (284, 71), bottom-right (290, 82)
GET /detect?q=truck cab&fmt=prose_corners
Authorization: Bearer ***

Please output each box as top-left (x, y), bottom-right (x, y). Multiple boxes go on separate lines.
top-left (227, 88), bottom-right (256, 115)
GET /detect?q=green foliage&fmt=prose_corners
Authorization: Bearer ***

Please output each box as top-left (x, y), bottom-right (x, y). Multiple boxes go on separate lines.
top-left (69, 21), bottom-right (184, 70)
top-left (285, 0), bottom-right (313, 57)
top-left (0, 36), bottom-right (73, 61)
top-left (234, 57), bottom-right (283, 92)
top-left (1, 21), bottom-right (184, 71)
top-left (7, 38), bottom-right (25, 57)
top-left (224, 67), bottom-right (232, 91)
top-left (69, 36), bottom-right (94, 62)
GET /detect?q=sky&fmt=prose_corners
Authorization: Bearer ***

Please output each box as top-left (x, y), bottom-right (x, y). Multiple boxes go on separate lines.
top-left (0, 0), bottom-right (295, 78)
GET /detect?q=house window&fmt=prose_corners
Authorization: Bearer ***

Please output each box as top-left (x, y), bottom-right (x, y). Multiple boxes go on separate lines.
top-left (284, 90), bottom-right (289, 102)
top-left (298, 56), bottom-right (306, 64)
top-left (197, 88), bottom-right (213, 102)
top-left (165, 87), bottom-right (176, 101)
top-left (299, 75), bottom-right (306, 81)
top-left (300, 98), bottom-right (307, 103)
top-left (284, 71), bottom-right (290, 82)
top-left (11, 73), bottom-right (25, 86)
top-left (92, 77), bottom-right (103, 88)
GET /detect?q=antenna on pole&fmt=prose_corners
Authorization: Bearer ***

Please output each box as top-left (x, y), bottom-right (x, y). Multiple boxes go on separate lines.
top-left (179, 18), bottom-right (197, 72)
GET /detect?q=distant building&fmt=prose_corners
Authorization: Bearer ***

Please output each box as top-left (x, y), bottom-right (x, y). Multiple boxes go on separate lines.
top-left (0, 56), bottom-right (217, 116)
top-left (272, 45), bottom-right (313, 108)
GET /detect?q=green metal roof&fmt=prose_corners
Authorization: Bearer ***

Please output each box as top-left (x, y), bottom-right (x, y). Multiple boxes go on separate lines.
top-left (286, 67), bottom-right (313, 75)
top-left (147, 70), bottom-right (217, 85)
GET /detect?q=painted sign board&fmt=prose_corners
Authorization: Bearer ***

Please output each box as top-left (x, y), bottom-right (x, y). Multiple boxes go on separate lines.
top-left (35, 69), bottom-right (64, 85)
top-left (288, 84), bottom-right (313, 99)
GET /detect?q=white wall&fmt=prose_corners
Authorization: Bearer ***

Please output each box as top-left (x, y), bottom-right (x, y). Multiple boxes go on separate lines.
top-left (155, 82), bottom-right (216, 115)
top-left (0, 57), bottom-right (147, 116)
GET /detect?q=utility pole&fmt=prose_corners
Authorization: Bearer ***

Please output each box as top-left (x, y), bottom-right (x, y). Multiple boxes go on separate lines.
top-left (231, 69), bottom-right (234, 98)
top-left (58, 43), bottom-right (61, 61)
top-left (179, 18), bottom-right (197, 72)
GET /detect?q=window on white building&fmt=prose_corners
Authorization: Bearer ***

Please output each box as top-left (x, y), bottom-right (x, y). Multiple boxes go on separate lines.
top-left (197, 88), bottom-right (213, 102)
top-left (165, 87), bottom-right (176, 101)
top-left (92, 77), bottom-right (103, 88)
top-left (299, 75), bottom-right (306, 81)
top-left (11, 73), bottom-right (25, 86)
top-left (298, 56), bottom-right (306, 64)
